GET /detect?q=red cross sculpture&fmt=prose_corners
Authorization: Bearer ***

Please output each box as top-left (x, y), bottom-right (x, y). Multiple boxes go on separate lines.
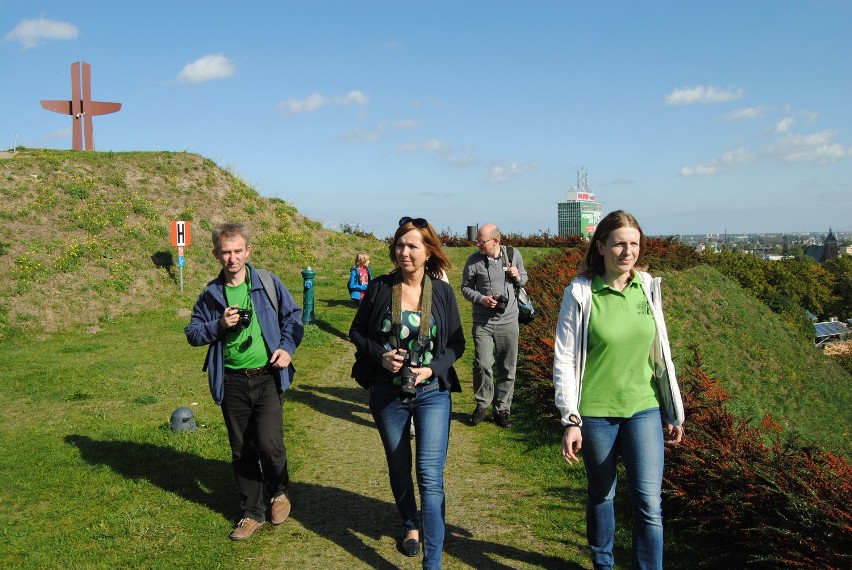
top-left (40, 61), bottom-right (122, 151)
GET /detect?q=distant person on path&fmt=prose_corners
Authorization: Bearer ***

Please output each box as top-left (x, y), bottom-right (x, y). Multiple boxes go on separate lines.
top-left (349, 216), bottom-right (465, 570)
top-left (185, 222), bottom-right (304, 541)
top-left (348, 252), bottom-right (372, 307)
top-left (552, 210), bottom-right (685, 569)
top-left (461, 223), bottom-right (527, 428)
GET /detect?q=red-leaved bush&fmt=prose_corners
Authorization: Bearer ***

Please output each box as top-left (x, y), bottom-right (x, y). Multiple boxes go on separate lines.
top-left (664, 351), bottom-right (851, 568)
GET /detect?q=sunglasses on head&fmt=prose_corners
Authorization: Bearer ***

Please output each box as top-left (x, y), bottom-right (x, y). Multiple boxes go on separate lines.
top-left (398, 216), bottom-right (428, 228)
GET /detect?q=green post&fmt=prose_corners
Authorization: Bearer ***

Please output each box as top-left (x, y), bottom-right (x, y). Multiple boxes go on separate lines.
top-left (301, 266), bottom-right (316, 325)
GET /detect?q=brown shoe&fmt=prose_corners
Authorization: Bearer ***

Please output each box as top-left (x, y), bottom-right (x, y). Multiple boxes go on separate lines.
top-left (270, 492), bottom-right (292, 525)
top-left (229, 517), bottom-right (264, 541)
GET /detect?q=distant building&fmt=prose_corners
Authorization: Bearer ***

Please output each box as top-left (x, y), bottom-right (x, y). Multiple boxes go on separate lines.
top-left (804, 228), bottom-right (839, 262)
top-left (557, 167), bottom-right (603, 237)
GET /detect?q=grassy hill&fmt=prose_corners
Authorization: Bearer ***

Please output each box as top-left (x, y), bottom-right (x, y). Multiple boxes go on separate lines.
top-left (0, 148), bottom-right (383, 339)
top-left (661, 264), bottom-right (850, 457)
top-left (0, 149), bottom-right (848, 568)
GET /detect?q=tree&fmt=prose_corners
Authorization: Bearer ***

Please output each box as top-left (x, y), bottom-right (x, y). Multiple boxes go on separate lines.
top-left (824, 255), bottom-right (852, 321)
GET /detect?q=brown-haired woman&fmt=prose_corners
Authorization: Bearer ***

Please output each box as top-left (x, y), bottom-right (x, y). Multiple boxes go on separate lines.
top-left (349, 216), bottom-right (465, 570)
top-left (553, 210), bottom-right (684, 569)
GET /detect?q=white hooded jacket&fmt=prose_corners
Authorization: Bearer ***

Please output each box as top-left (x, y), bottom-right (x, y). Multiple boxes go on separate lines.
top-left (552, 270), bottom-right (685, 427)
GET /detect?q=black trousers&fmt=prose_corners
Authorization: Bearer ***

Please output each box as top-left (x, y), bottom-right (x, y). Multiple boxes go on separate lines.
top-left (221, 371), bottom-right (289, 521)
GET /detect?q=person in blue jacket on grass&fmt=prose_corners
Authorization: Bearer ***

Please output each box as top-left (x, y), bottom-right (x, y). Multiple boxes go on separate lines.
top-left (185, 222), bottom-right (303, 541)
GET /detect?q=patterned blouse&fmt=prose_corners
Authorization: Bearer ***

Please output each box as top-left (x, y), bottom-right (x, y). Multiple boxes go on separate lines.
top-left (379, 308), bottom-right (437, 387)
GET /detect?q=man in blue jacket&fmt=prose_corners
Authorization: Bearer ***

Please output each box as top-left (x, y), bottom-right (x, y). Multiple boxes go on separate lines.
top-left (185, 222), bottom-right (304, 541)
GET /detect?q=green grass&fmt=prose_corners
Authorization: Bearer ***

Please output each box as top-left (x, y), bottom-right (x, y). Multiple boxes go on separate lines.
top-left (0, 247), bottom-right (593, 569)
top-left (1, 149), bottom-right (848, 568)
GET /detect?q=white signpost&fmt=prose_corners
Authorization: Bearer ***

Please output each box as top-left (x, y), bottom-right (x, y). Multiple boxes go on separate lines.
top-left (170, 221), bottom-right (191, 292)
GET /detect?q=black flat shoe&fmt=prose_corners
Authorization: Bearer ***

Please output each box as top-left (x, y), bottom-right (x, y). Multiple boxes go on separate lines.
top-left (402, 536), bottom-right (420, 557)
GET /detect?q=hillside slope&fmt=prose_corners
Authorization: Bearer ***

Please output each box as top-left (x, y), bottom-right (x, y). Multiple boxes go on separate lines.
top-left (0, 149), bottom-right (379, 339)
top-left (2, 149), bottom-right (848, 457)
top-left (661, 264), bottom-right (851, 456)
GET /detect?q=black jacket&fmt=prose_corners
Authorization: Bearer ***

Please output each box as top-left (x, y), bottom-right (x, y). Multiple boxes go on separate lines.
top-left (349, 270), bottom-right (465, 392)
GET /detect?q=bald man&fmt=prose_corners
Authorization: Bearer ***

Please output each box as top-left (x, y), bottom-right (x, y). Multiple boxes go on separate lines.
top-left (461, 224), bottom-right (527, 428)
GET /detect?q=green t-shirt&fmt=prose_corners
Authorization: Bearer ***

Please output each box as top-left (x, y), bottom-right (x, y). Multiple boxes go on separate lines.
top-left (223, 271), bottom-right (269, 370)
top-left (579, 274), bottom-right (658, 418)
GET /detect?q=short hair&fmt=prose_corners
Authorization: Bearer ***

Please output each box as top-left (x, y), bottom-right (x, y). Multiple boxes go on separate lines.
top-left (580, 210), bottom-right (646, 279)
top-left (354, 252), bottom-right (370, 267)
top-left (212, 222), bottom-right (250, 253)
top-left (389, 219), bottom-right (451, 280)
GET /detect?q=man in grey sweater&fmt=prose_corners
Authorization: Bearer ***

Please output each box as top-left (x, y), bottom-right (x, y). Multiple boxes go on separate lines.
top-left (461, 224), bottom-right (528, 428)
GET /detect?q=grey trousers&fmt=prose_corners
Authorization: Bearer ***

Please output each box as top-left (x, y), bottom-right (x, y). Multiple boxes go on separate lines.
top-left (472, 320), bottom-right (519, 412)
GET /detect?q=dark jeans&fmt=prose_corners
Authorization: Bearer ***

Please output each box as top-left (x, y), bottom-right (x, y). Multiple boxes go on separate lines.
top-left (221, 371), bottom-right (289, 522)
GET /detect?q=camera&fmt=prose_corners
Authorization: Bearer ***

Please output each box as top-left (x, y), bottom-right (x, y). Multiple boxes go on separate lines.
top-left (235, 308), bottom-right (253, 330)
top-left (398, 349), bottom-right (419, 399)
top-left (494, 294), bottom-right (508, 314)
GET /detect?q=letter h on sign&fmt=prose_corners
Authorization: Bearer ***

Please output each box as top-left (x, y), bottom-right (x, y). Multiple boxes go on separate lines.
top-left (171, 221), bottom-right (191, 247)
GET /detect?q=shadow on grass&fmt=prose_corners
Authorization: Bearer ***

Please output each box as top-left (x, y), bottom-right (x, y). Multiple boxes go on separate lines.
top-left (312, 317), bottom-right (349, 341)
top-left (292, 384), bottom-right (478, 431)
top-left (65, 434), bottom-right (235, 519)
top-left (291, 384), bottom-right (374, 429)
top-left (64, 435), bottom-right (578, 568)
top-left (323, 299), bottom-right (355, 308)
top-left (151, 251), bottom-right (176, 284)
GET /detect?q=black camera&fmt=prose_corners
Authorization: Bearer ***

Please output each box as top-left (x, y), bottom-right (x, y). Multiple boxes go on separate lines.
top-left (494, 294), bottom-right (508, 314)
top-left (235, 308), bottom-right (253, 330)
top-left (398, 349), bottom-right (420, 399)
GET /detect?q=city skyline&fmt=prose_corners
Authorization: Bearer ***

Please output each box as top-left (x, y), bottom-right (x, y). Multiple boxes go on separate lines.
top-left (3, 1), bottom-right (851, 239)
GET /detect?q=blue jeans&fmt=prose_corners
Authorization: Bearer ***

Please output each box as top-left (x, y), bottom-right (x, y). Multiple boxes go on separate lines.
top-left (581, 408), bottom-right (664, 570)
top-left (370, 381), bottom-right (451, 570)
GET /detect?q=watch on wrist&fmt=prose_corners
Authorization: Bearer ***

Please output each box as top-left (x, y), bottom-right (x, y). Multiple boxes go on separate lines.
top-left (565, 414), bottom-right (582, 428)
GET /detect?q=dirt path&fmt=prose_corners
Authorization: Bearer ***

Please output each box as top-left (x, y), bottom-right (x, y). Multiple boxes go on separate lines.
top-left (270, 335), bottom-right (583, 569)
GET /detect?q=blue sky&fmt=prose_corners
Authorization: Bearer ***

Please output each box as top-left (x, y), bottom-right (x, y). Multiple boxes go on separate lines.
top-left (3, 1), bottom-right (851, 239)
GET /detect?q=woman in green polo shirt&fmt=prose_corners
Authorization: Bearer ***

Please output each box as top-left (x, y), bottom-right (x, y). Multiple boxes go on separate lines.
top-left (553, 210), bottom-right (685, 570)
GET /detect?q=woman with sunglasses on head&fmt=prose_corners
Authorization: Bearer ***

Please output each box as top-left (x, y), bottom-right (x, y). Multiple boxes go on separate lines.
top-left (349, 216), bottom-right (465, 570)
top-left (553, 210), bottom-right (684, 570)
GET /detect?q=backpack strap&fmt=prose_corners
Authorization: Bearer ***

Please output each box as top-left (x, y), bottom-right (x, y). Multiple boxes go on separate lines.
top-left (252, 267), bottom-right (279, 315)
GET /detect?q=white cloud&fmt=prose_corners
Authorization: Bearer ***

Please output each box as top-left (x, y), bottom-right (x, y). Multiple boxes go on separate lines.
top-left (772, 117), bottom-right (795, 134)
top-left (678, 148), bottom-right (752, 177)
top-left (678, 164), bottom-right (719, 177)
top-left (336, 90), bottom-right (369, 106)
top-left (399, 139), bottom-right (449, 153)
top-left (278, 93), bottom-right (328, 114)
top-left (344, 119), bottom-right (420, 143)
top-left (770, 130), bottom-right (851, 163)
top-left (484, 160), bottom-right (539, 184)
top-left (176, 54), bottom-right (235, 83)
top-left (277, 90), bottom-right (369, 115)
top-left (396, 139), bottom-right (478, 168)
top-left (665, 85), bottom-right (745, 105)
top-left (723, 106), bottom-right (766, 120)
top-left (4, 18), bottom-right (77, 49)
top-left (343, 128), bottom-right (380, 142)
top-left (378, 119), bottom-right (419, 130)
top-left (47, 126), bottom-right (72, 140)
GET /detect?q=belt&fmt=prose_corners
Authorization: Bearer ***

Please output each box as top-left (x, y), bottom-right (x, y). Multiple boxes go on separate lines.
top-left (224, 366), bottom-right (270, 377)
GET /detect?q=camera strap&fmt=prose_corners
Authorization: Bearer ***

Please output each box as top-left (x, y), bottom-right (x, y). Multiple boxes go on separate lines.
top-left (485, 247), bottom-right (510, 298)
top-left (391, 270), bottom-right (432, 351)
